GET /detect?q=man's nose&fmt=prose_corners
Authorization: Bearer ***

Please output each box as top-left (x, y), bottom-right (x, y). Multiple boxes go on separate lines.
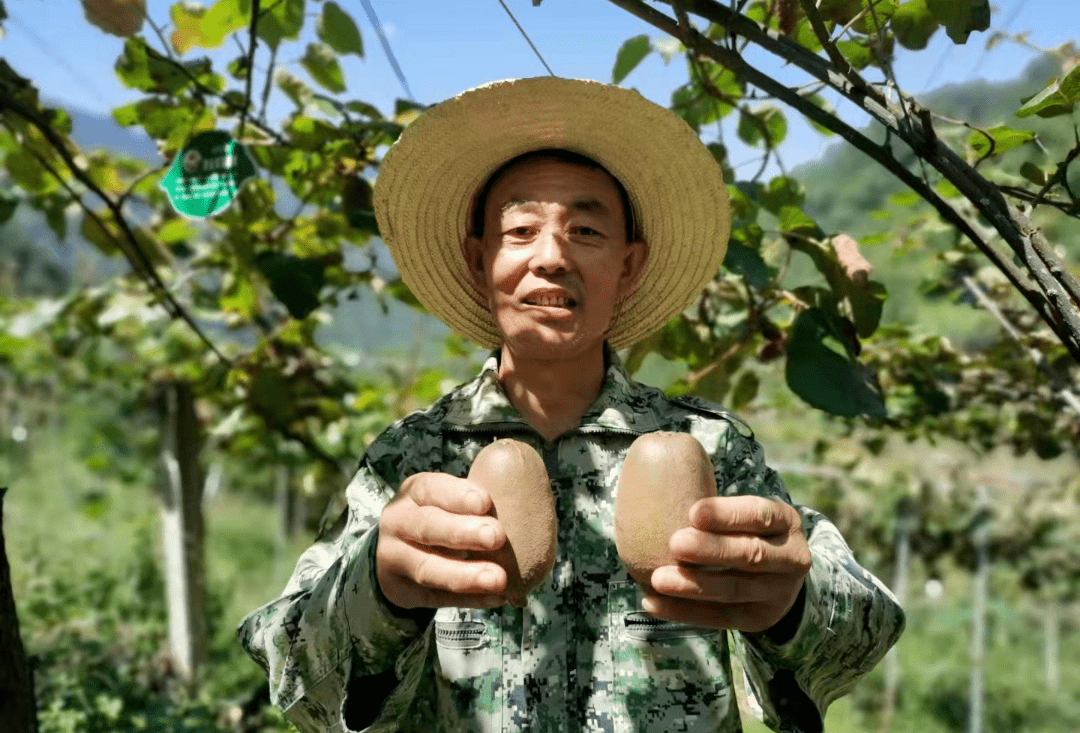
top-left (531, 229), bottom-right (570, 274)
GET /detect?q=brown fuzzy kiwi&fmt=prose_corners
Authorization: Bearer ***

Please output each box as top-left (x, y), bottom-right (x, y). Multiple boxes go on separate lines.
top-left (468, 439), bottom-right (557, 607)
top-left (614, 432), bottom-right (717, 592)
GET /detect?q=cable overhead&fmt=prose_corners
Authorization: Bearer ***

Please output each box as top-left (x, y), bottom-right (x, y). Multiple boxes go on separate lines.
top-left (356, 0), bottom-right (414, 100)
top-left (497, 0), bottom-right (556, 76)
top-left (966, 0), bottom-right (1031, 78)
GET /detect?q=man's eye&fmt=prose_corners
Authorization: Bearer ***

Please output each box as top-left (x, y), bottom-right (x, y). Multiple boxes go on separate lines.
top-left (574, 226), bottom-right (602, 236)
top-left (505, 226), bottom-right (533, 237)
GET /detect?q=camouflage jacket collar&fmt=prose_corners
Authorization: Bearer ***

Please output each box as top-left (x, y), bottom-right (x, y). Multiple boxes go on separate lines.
top-left (441, 344), bottom-right (663, 434)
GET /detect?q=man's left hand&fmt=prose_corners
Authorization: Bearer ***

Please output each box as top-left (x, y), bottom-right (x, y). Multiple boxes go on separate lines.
top-left (643, 495), bottom-right (812, 634)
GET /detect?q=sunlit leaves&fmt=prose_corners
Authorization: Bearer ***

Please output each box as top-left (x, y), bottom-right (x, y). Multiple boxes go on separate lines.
top-left (925, 0), bottom-right (990, 44)
top-left (852, 0), bottom-right (897, 35)
top-left (301, 43), bottom-right (346, 94)
top-left (318, 2), bottom-right (364, 57)
top-left (891, 0), bottom-right (938, 49)
top-left (256, 0), bottom-right (304, 49)
top-left (836, 39), bottom-right (873, 70)
top-left (613, 34), bottom-right (651, 83)
top-left (116, 38), bottom-right (222, 96)
top-left (967, 126), bottom-right (1036, 161)
top-left (737, 105), bottom-right (787, 148)
top-left (785, 308), bottom-right (887, 418)
top-left (671, 61), bottom-right (742, 131)
top-left (1017, 66), bottom-right (1080, 119)
top-left (276, 69), bottom-right (314, 109)
top-left (779, 206), bottom-right (818, 234)
top-left (170, 0), bottom-right (247, 55)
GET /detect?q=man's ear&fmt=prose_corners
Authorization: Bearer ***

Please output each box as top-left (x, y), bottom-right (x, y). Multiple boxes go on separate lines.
top-left (619, 239), bottom-right (650, 300)
top-left (462, 234), bottom-right (487, 289)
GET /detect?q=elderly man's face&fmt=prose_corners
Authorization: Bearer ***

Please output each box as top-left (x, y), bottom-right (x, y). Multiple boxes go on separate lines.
top-left (465, 157), bottom-right (648, 360)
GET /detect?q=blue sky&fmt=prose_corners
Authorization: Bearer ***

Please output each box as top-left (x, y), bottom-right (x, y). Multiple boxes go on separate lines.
top-left (1, 0), bottom-right (1077, 172)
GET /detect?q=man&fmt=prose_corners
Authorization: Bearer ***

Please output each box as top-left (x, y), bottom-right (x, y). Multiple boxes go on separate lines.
top-left (238, 77), bottom-right (904, 733)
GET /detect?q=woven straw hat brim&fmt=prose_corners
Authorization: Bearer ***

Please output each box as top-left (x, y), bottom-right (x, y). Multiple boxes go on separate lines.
top-left (373, 77), bottom-right (730, 350)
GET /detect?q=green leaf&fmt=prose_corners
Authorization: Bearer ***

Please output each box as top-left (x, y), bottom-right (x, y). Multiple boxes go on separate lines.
top-left (737, 106), bottom-right (786, 147)
top-left (844, 280), bottom-right (888, 338)
top-left (785, 308), bottom-right (887, 418)
top-left (890, 190), bottom-right (921, 207)
top-left (802, 93), bottom-right (837, 136)
top-left (968, 125), bottom-right (1036, 160)
top-left (301, 43), bottom-right (346, 94)
top-left (171, 0), bottom-right (247, 54)
top-left (255, 252), bottom-right (325, 319)
top-left (276, 69), bottom-right (313, 109)
top-left (836, 39), bottom-right (873, 70)
top-left (256, 0), bottom-right (304, 49)
top-left (613, 34), bottom-right (651, 83)
top-left (1016, 77), bottom-right (1075, 119)
top-left (853, 0), bottom-right (897, 34)
top-left (891, 0), bottom-right (938, 49)
top-left (6, 148), bottom-right (52, 193)
top-left (762, 176), bottom-right (806, 214)
top-left (80, 212), bottom-right (121, 255)
top-left (1060, 64), bottom-right (1080, 102)
top-left (723, 242), bottom-right (771, 289)
top-left (729, 371), bottom-right (759, 411)
top-left (779, 205), bottom-right (819, 234)
top-left (819, 0), bottom-right (862, 24)
top-left (925, 0), bottom-right (990, 44)
top-left (115, 38), bottom-right (206, 95)
top-left (1020, 161), bottom-right (1051, 186)
top-left (318, 2), bottom-right (364, 57)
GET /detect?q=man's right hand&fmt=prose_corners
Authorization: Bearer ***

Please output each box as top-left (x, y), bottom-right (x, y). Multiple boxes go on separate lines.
top-left (376, 472), bottom-right (509, 610)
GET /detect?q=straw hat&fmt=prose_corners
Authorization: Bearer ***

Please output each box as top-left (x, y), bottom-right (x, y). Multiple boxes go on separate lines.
top-left (373, 77), bottom-right (730, 349)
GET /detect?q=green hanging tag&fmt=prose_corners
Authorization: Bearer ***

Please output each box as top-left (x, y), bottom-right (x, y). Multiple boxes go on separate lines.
top-left (160, 130), bottom-right (256, 219)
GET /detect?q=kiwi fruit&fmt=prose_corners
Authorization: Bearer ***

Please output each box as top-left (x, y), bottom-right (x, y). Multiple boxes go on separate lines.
top-left (468, 439), bottom-right (557, 606)
top-left (614, 432), bottom-right (717, 592)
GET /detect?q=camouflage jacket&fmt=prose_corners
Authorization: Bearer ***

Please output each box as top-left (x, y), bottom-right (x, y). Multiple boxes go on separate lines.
top-left (237, 350), bottom-right (905, 733)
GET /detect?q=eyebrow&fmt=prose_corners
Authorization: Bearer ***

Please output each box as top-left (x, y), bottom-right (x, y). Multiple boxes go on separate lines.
top-left (499, 198), bottom-right (612, 215)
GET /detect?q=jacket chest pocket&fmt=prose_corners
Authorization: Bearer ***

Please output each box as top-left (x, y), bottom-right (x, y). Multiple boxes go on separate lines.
top-left (433, 609), bottom-right (503, 732)
top-left (608, 581), bottom-right (737, 733)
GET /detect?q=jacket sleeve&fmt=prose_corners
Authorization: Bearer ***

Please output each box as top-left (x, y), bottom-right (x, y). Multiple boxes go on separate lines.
top-left (235, 453), bottom-right (431, 733)
top-left (720, 426), bottom-right (906, 733)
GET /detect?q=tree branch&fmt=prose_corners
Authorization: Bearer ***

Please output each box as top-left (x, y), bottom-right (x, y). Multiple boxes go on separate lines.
top-left (240, 0), bottom-right (261, 137)
top-left (605, 0), bottom-right (1080, 362)
top-left (961, 274), bottom-right (1080, 418)
top-left (1, 95), bottom-right (231, 365)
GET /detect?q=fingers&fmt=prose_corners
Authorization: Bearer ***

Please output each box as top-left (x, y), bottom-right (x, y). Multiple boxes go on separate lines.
top-left (400, 504), bottom-right (506, 552)
top-left (377, 534), bottom-right (509, 610)
top-left (650, 565), bottom-right (781, 603)
top-left (640, 594), bottom-right (775, 634)
top-left (400, 472), bottom-right (493, 516)
top-left (689, 495), bottom-right (802, 537)
top-left (667, 526), bottom-right (812, 574)
top-left (388, 473), bottom-right (507, 553)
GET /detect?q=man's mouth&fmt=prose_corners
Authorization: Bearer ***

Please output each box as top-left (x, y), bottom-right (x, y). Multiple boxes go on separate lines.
top-left (523, 294), bottom-right (577, 308)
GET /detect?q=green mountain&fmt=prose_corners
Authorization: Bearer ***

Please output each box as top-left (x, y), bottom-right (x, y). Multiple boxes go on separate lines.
top-left (790, 55), bottom-right (1079, 344)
